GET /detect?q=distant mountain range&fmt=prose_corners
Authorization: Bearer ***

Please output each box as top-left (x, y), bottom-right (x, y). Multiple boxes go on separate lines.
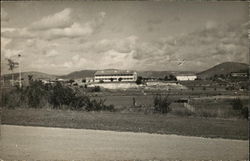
top-left (2, 71), bottom-right (57, 80)
top-left (59, 70), bottom-right (96, 79)
top-left (2, 62), bottom-right (248, 80)
top-left (59, 70), bottom-right (194, 80)
top-left (197, 62), bottom-right (249, 79)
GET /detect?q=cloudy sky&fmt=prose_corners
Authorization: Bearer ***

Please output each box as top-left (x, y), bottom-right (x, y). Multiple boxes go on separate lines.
top-left (1, 1), bottom-right (248, 75)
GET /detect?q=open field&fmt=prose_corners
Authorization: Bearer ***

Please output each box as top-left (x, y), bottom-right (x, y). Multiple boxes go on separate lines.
top-left (1, 108), bottom-right (248, 140)
top-left (1, 125), bottom-right (248, 161)
top-left (89, 91), bottom-right (248, 119)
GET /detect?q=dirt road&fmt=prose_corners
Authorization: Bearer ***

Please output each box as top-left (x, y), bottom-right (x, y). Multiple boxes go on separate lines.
top-left (0, 125), bottom-right (248, 161)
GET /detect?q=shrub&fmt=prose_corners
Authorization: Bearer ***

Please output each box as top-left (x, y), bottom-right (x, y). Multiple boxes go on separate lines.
top-left (85, 98), bottom-right (114, 112)
top-left (2, 80), bottom-right (50, 108)
top-left (231, 98), bottom-right (243, 110)
top-left (93, 86), bottom-right (101, 92)
top-left (241, 107), bottom-right (249, 119)
top-left (231, 98), bottom-right (248, 119)
top-left (49, 82), bottom-right (75, 108)
top-left (3, 80), bottom-right (114, 112)
top-left (136, 76), bottom-right (143, 85)
top-left (2, 90), bottom-right (23, 108)
top-left (24, 80), bottom-right (49, 108)
top-left (154, 94), bottom-right (171, 114)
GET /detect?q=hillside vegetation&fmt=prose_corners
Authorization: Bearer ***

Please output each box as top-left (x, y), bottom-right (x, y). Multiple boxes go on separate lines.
top-left (198, 62), bottom-right (248, 79)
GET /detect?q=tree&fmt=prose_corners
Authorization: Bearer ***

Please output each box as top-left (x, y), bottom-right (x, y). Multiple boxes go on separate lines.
top-left (6, 58), bottom-right (19, 86)
top-left (164, 75), bottom-right (169, 81)
top-left (110, 78), bottom-right (114, 82)
top-left (28, 75), bottom-right (33, 81)
top-left (169, 74), bottom-right (177, 81)
top-left (68, 79), bottom-right (74, 85)
top-left (118, 77), bottom-right (123, 82)
top-left (136, 76), bottom-right (143, 85)
top-left (220, 74), bottom-right (225, 79)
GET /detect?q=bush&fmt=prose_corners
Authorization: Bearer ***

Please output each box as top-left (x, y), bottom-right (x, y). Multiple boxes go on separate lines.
top-left (2, 90), bottom-right (23, 108)
top-left (136, 76), bottom-right (143, 85)
top-left (231, 98), bottom-right (248, 119)
top-left (241, 107), bottom-right (249, 119)
top-left (49, 82), bottom-right (75, 108)
top-left (231, 98), bottom-right (243, 110)
top-left (93, 86), bottom-right (101, 92)
top-left (2, 80), bottom-right (50, 108)
top-left (3, 80), bottom-right (114, 112)
top-left (85, 98), bottom-right (114, 112)
top-left (154, 94), bottom-right (171, 114)
top-left (24, 80), bottom-right (49, 108)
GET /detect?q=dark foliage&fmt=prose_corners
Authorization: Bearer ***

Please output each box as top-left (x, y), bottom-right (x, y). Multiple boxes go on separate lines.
top-left (136, 76), bottom-right (143, 85)
top-left (231, 98), bottom-right (248, 119)
top-left (231, 98), bottom-right (243, 110)
top-left (2, 80), bottom-right (113, 112)
top-left (153, 94), bottom-right (172, 114)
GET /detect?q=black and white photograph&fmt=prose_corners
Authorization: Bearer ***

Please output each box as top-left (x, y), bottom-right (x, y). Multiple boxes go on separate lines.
top-left (0, 1), bottom-right (249, 160)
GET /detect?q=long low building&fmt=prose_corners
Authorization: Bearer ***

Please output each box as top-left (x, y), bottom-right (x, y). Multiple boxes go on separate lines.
top-left (176, 74), bottom-right (197, 81)
top-left (94, 69), bottom-right (137, 82)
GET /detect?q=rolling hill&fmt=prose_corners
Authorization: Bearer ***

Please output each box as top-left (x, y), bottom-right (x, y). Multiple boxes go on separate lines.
top-left (2, 71), bottom-right (57, 80)
top-left (3, 62), bottom-right (246, 81)
top-left (59, 70), bottom-right (194, 80)
top-left (59, 70), bottom-right (97, 79)
top-left (197, 62), bottom-right (249, 79)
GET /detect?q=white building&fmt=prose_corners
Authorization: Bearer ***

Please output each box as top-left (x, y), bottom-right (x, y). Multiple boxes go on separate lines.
top-left (94, 69), bottom-right (137, 83)
top-left (176, 74), bottom-right (197, 81)
top-left (231, 72), bottom-right (248, 77)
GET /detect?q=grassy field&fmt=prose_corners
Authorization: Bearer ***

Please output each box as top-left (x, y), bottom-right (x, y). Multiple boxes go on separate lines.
top-left (1, 108), bottom-right (248, 140)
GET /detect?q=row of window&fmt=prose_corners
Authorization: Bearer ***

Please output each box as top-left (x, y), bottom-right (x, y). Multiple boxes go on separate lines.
top-left (95, 74), bottom-right (134, 77)
top-left (95, 78), bottom-right (134, 81)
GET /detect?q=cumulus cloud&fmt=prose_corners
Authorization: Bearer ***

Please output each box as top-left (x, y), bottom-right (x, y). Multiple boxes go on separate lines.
top-left (1, 8), bottom-right (9, 22)
top-left (1, 37), bottom-right (22, 59)
top-left (63, 55), bottom-right (88, 69)
top-left (1, 5), bottom-right (247, 74)
top-left (45, 49), bottom-right (59, 57)
top-left (43, 22), bottom-right (94, 40)
top-left (30, 8), bottom-right (73, 30)
top-left (71, 21), bottom-right (247, 71)
top-left (40, 11), bottom-right (106, 40)
top-left (2, 9), bottom-right (106, 41)
top-left (1, 37), bottom-right (12, 48)
top-left (1, 27), bottom-right (35, 39)
top-left (2, 49), bottom-right (23, 58)
top-left (98, 49), bottom-right (138, 70)
top-left (205, 20), bottom-right (217, 30)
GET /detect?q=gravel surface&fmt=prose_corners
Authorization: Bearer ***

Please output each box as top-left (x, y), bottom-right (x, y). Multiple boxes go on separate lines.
top-left (0, 125), bottom-right (248, 161)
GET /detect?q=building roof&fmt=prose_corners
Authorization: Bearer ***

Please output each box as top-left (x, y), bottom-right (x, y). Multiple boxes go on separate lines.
top-left (94, 69), bottom-right (136, 76)
top-left (175, 74), bottom-right (197, 77)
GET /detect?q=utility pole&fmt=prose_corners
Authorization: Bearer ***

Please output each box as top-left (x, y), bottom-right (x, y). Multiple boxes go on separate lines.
top-left (18, 54), bottom-right (22, 88)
